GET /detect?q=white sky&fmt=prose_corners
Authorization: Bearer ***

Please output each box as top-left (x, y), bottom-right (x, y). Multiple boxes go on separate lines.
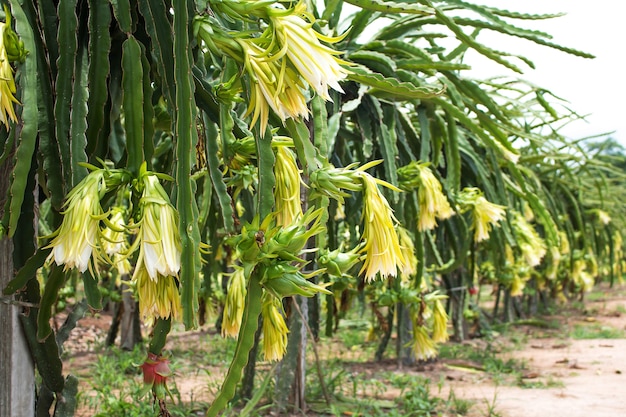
top-left (462, 0), bottom-right (625, 145)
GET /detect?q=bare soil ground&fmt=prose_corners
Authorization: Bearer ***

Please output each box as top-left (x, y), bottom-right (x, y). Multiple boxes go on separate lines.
top-left (62, 283), bottom-right (626, 416)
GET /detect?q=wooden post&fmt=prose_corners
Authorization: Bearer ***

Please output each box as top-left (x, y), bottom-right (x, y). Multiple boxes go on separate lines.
top-left (0, 159), bottom-right (35, 416)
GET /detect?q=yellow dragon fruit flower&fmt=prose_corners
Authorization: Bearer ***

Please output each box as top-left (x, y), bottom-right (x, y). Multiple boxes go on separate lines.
top-left (101, 208), bottom-right (128, 256)
top-left (101, 208), bottom-right (132, 275)
top-left (431, 298), bottom-right (449, 343)
top-left (545, 246), bottom-right (561, 281)
top-left (261, 294), bottom-right (289, 362)
top-left (458, 187), bottom-right (506, 242)
top-left (397, 226), bottom-right (418, 279)
top-left (412, 325), bottom-right (437, 361)
top-left (0, 22), bottom-right (19, 128)
top-left (273, 145), bottom-right (303, 226)
top-left (509, 273), bottom-right (526, 297)
top-left (398, 161), bottom-right (454, 231)
top-left (595, 209), bottom-right (611, 225)
top-left (512, 211), bottom-right (546, 267)
top-left (358, 172), bottom-right (406, 281)
top-left (222, 266), bottom-right (247, 338)
top-left (241, 39), bottom-right (308, 132)
top-left (133, 266), bottom-right (182, 326)
top-left (134, 174), bottom-right (181, 281)
top-left (47, 170), bottom-right (107, 273)
top-left (269, 2), bottom-right (349, 101)
top-left (416, 164), bottom-right (454, 231)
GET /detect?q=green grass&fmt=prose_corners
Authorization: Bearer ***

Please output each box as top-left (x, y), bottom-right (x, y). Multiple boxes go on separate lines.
top-left (439, 340), bottom-right (528, 384)
top-left (518, 374), bottom-right (565, 389)
top-left (569, 323), bottom-right (625, 339)
top-left (79, 345), bottom-right (206, 417)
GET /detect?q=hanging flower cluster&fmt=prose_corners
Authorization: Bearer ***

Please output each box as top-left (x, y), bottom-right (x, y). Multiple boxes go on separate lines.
top-left (370, 289), bottom-right (445, 360)
top-left (511, 210), bottom-right (546, 267)
top-left (45, 163), bottom-right (184, 326)
top-left (310, 161), bottom-right (407, 281)
top-left (225, 208), bottom-right (330, 359)
top-left (457, 187), bottom-right (507, 243)
top-left (194, 0), bottom-right (349, 131)
top-left (0, 8), bottom-right (26, 128)
top-left (398, 161), bottom-right (455, 231)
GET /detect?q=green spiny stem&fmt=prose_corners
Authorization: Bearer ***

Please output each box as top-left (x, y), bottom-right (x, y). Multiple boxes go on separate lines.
top-left (206, 270), bottom-right (263, 417)
top-left (148, 318), bottom-right (171, 355)
top-left (173, 0), bottom-right (201, 329)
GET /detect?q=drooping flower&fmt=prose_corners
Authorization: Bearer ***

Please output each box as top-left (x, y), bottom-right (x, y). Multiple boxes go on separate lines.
top-left (222, 266), bottom-right (247, 338)
top-left (594, 209), bottom-right (611, 225)
top-left (397, 226), bottom-right (418, 279)
top-left (431, 298), bottom-right (449, 343)
top-left (269, 2), bottom-right (349, 101)
top-left (509, 272), bottom-right (527, 297)
top-left (398, 161), bottom-right (454, 231)
top-left (101, 208), bottom-right (127, 256)
top-left (511, 211), bottom-right (546, 267)
top-left (545, 246), bottom-right (561, 281)
top-left (134, 174), bottom-right (181, 280)
top-left (133, 266), bottom-right (182, 326)
top-left (101, 207), bottom-right (132, 275)
top-left (411, 324), bottom-right (437, 361)
top-left (0, 21), bottom-right (20, 128)
top-left (273, 144), bottom-right (303, 226)
top-left (458, 187), bottom-right (506, 243)
top-left (46, 170), bottom-right (107, 273)
top-left (241, 39), bottom-right (308, 132)
top-left (261, 294), bottom-right (289, 361)
top-left (358, 172), bottom-right (406, 281)
top-left (494, 140), bottom-right (520, 164)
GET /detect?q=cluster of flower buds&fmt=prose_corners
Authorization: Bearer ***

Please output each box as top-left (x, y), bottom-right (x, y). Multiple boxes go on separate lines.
top-left (226, 209), bottom-right (330, 360)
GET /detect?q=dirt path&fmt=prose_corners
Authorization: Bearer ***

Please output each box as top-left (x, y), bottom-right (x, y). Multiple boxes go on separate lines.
top-left (443, 338), bottom-right (626, 417)
top-left (431, 293), bottom-right (626, 417)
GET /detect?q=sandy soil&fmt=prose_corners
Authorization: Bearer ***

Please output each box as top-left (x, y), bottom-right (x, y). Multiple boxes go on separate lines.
top-left (437, 338), bottom-right (626, 417)
top-left (426, 293), bottom-right (626, 417)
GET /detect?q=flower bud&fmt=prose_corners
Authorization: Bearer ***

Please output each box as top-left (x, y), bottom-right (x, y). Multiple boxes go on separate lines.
top-left (318, 247), bottom-right (362, 277)
top-left (46, 170), bottom-right (107, 273)
top-left (411, 324), bottom-right (437, 361)
top-left (261, 295), bottom-right (289, 361)
top-left (261, 262), bottom-right (330, 298)
top-left (222, 266), bottom-right (247, 338)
